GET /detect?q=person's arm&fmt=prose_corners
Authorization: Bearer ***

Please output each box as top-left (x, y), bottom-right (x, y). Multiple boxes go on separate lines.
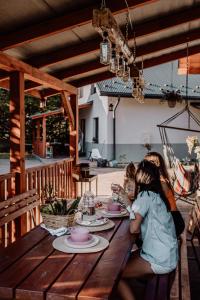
top-left (130, 213), bottom-right (143, 234)
top-left (160, 179), bottom-right (177, 211)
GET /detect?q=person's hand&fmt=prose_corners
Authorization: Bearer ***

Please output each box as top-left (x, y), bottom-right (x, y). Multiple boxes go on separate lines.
top-left (111, 183), bottom-right (123, 194)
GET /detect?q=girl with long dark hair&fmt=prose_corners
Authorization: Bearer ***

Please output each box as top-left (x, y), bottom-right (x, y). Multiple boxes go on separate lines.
top-left (118, 160), bottom-right (178, 300)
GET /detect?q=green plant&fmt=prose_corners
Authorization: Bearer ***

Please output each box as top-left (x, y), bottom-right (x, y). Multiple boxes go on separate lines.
top-left (41, 184), bottom-right (80, 215)
top-left (40, 198), bottom-right (80, 216)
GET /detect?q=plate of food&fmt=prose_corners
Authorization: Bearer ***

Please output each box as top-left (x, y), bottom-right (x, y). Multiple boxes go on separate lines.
top-left (100, 208), bottom-right (128, 217)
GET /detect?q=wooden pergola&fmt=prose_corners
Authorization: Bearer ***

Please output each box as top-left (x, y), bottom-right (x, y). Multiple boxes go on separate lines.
top-left (31, 108), bottom-right (65, 158)
top-left (0, 0), bottom-right (199, 243)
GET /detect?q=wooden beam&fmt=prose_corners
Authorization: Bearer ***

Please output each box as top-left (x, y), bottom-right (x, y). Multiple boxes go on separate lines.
top-left (0, 51), bottom-right (76, 94)
top-left (31, 108), bottom-right (64, 120)
top-left (0, 1), bottom-right (154, 50)
top-left (24, 27), bottom-right (200, 89)
top-left (9, 72), bottom-right (25, 182)
top-left (136, 28), bottom-right (200, 58)
top-left (178, 54), bottom-right (200, 75)
top-left (9, 71), bottom-right (28, 238)
top-left (10, 71), bottom-right (26, 193)
top-left (0, 79), bottom-right (42, 98)
top-left (25, 5), bottom-right (200, 69)
top-left (42, 118), bottom-right (46, 158)
top-left (60, 91), bottom-right (75, 129)
top-left (69, 44), bottom-right (200, 87)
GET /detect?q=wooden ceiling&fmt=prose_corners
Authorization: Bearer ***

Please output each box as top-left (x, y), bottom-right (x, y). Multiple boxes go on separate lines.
top-left (0, 0), bottom-right (199, 98)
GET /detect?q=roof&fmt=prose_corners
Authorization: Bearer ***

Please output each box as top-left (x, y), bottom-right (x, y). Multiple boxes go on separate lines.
top-left (0, 0), bottom-right (199, 97)
top-left (97, 60), bottom-right (200, 100)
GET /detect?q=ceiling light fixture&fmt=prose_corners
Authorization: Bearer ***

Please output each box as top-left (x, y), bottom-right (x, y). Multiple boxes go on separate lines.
top-left (92, 0), bottom-right (145, 103)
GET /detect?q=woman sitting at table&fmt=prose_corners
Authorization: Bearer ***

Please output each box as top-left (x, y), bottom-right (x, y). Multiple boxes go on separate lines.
top-left (144, 151), bottom-right (177, 211)
top-left (118, 160), bottom-right (178, 300)
top-left (111, 162), bottom-right (136, 206)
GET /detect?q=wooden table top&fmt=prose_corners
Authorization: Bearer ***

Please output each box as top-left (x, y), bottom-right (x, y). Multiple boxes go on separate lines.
top-left (0, 218), bottom-right (133, 300)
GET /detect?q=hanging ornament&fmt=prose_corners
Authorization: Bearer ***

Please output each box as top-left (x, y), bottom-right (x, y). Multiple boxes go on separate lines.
top-left (116, 52), bottom-right (125, 78)
top-left (109, 44), bottom-right (118, 73)
top-left (100, 32), bottom-right (111, 65)
top-left (122, 58), bottom-right (130, 82)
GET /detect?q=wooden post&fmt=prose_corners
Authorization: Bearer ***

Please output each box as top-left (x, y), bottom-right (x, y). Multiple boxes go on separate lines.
top-left (9, 71), bottom-right (26, 236)
top-left (42, 117), bottom-right (46, 158)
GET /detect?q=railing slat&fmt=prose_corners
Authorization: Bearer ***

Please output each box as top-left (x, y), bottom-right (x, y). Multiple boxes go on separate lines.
top-left (0, 158), bottom-right (74, 248)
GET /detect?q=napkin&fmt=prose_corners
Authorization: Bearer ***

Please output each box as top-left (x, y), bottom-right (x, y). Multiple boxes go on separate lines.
top-left (40, 223), bottom-right (69, 236)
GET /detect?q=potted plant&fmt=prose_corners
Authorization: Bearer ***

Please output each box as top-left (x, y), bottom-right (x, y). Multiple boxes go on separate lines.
top-left (40, 185), bottom-right (80, 228)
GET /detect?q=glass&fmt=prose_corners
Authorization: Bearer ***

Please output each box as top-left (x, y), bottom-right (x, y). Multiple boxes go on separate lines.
top-left (100, 33), bottom-right (111, 65)
top-left (122, 59), bottom-right (130, 82)
top-left (109, 46), bottom-right (118, 73)
top-left (116, 52), bottom-right (125, 78)
top-left (82, 191), bottom-right (95, 218)
top-left (111, 183), bottom-right (120, 193)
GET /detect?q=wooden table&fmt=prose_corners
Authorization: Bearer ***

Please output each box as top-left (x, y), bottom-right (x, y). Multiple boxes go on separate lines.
top-left (0, 218), bottom-right (133, 300)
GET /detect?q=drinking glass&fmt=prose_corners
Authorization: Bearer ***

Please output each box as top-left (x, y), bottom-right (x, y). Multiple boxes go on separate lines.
top-left (111, 183), bottom-right (120, 193)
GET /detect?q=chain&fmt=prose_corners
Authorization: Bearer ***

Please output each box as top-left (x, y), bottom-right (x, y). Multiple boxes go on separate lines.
top-left (101, 0), bottom-right (106, 9)
top-left (125, 12), bottom-right (129, 41)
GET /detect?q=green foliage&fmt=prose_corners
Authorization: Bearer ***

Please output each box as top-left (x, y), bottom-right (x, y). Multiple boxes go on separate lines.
top-left (0, 89), bottom-right (69, 150)
top-left (41, 184), bottom-right (80, 215)
top-left (40, 198), bottom-right (80, 216)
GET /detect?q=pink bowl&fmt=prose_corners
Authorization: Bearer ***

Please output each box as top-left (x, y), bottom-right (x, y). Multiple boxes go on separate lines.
top-left (70, 227), bottom-right (90, 242)
top-left (107, 202), bottom-right (121, 212)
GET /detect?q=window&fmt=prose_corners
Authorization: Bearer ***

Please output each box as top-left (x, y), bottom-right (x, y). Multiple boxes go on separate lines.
top-left (90, 84), bottom-right (96, 95)
top-left (93, 118), bottom-right (99, 144)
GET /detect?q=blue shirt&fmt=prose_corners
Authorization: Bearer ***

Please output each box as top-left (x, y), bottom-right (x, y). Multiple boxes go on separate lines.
top-left (130, 191), bottom-right (178, 274)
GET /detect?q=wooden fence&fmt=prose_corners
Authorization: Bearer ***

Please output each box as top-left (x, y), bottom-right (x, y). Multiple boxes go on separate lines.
top-left (0, 158), bottom-right (74, 247)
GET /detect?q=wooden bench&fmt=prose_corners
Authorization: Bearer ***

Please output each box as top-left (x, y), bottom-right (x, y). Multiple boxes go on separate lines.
top-left (187, 199), bottom-right (200, 269)
top-left (0, 189), bottom-right (40, 247)
top-left (144, 226), bottom-right (191, 300)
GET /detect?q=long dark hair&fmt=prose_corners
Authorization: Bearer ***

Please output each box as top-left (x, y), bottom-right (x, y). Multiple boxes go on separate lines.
top-left (134, 160), bottom-right (170, 210)
top-left (144, 152), bottom-right (171, 184)
top-left (125, 162), bottom-right (135, 179)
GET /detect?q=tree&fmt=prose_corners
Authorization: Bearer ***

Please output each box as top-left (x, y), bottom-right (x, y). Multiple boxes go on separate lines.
top-left (0, 88), bottom-right (69, 153)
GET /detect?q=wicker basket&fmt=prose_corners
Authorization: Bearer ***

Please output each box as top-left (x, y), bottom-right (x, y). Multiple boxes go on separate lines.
top-left (41, 211), bottom-right (75, 229)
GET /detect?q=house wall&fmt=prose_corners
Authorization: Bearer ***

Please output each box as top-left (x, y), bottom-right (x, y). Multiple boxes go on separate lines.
top-left (79, 85), bottom-right (110, 158)
top-left (112, 97), bottom-right (200, 162)
top-left (79, 85), bottom-right (200, 162)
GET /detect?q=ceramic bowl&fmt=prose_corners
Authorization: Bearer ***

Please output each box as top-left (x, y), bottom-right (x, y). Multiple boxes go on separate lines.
top-left (107, 202), bottom-right (121, 212)
top-left (70, 226), bottom-right (90, 242)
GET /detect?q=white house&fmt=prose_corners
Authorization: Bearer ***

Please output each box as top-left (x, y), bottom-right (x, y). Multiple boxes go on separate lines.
top-left (79, 61), bottom-right (200, 163)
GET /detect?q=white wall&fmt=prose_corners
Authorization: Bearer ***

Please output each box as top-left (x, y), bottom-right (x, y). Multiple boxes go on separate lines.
top-left (113, 98), bottom-right (200, 145)
top-left (79, 85), bottom-right (110, 157)
top-left (78, 84), bottom-right (200, 161)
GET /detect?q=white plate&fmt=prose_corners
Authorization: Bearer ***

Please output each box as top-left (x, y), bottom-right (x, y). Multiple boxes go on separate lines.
top-left (76, 217), bottom-right (109, 227)
top-left (64, 234), bottom-right (99, 249)
top-left (100, 209), bottom-right (128, 217)
top-left (53, 235), bottom-right (109, 253)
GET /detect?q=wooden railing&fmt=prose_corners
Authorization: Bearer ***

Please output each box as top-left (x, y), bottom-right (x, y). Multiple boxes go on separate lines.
top-left (0, 158), bottom-right (74, 247)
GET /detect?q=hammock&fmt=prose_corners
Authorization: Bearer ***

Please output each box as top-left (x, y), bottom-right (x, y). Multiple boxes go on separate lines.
top-left (157, 105), bottom-right (200, 204)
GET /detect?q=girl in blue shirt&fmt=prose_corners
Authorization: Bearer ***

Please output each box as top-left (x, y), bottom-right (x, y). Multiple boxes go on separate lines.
top-left (118, 160), bottom-right (178, 300)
